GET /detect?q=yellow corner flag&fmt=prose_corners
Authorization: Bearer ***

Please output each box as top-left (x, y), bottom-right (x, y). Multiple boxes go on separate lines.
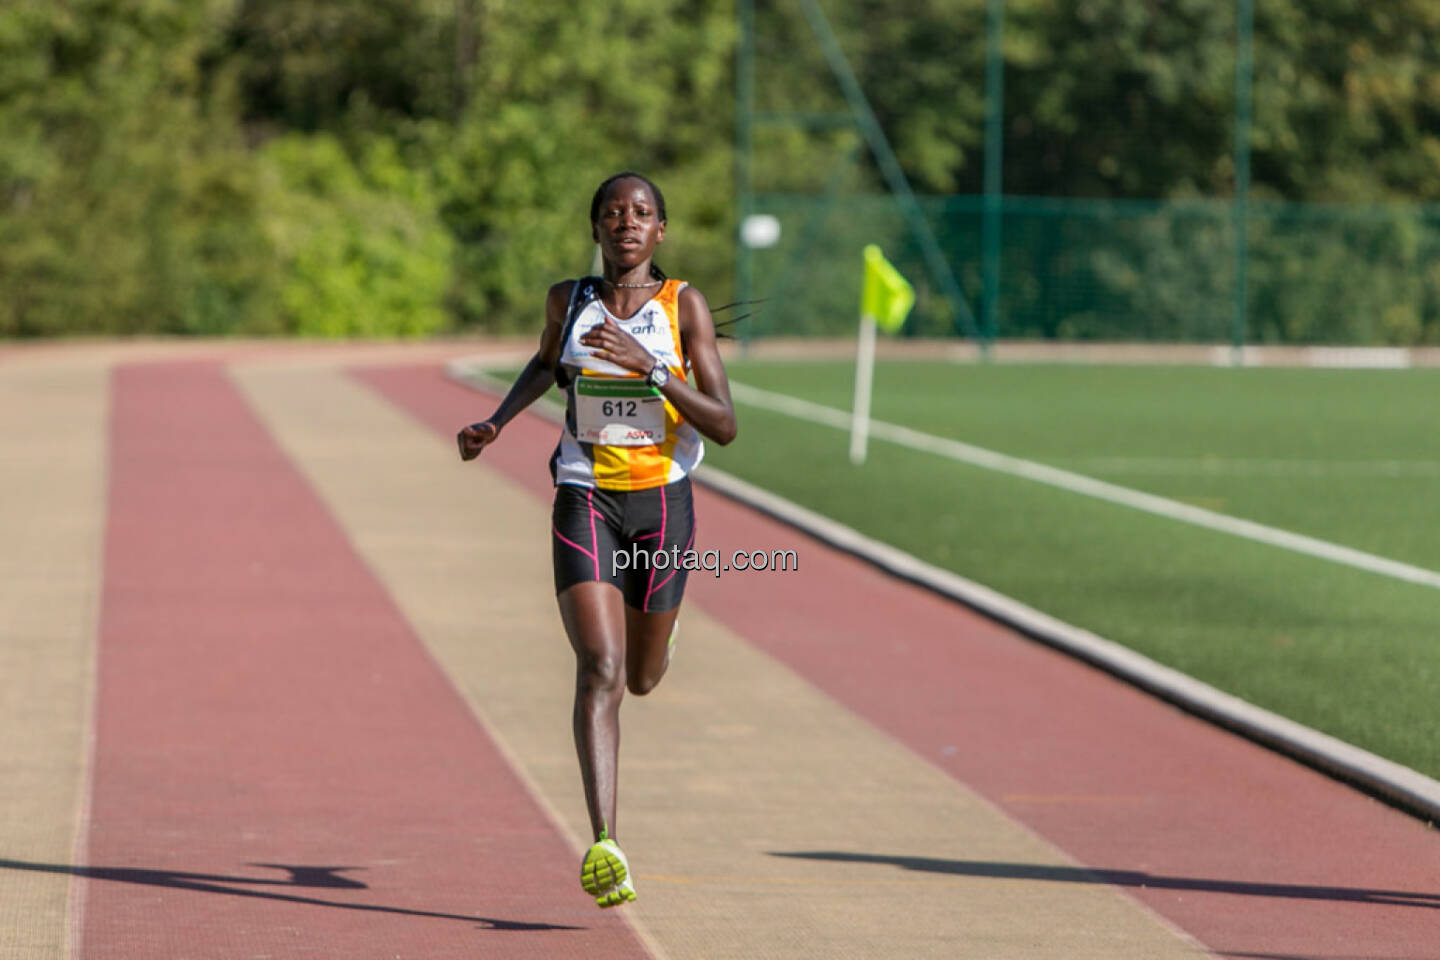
top-left (851, 245), bottom-right (915, 465)
top-left (861, 244), bottom-right (915, 334)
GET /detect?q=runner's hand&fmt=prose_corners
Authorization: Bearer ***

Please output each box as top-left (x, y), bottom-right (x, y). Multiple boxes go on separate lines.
top-left (579, 318), bottom-right (655, 374)
top-left (457, 421), bottom-right (499, 461)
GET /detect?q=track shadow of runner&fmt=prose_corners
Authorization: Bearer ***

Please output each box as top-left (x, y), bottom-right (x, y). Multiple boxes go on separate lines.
top-left (769, 852), bottom-right (1440, 909)
top-left (0, 858), bottom-right (578, 931)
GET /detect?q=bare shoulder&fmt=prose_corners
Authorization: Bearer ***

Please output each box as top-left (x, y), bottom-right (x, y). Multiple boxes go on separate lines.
top-left (544, 280), bottom-right (579, 328)
top-left (547, 280), bottom-right (577, 309)
top-left (678, 284), bottom-right (714, 329)
top-left (678, 284), bottom-right (710, 311)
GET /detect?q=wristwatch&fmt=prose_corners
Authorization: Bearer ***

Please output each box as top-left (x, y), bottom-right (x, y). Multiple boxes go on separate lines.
top-left (646, 362), bottom-right (671, 389)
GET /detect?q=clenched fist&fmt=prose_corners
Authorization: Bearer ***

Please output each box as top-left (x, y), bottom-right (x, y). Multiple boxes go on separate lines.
top-left (457, 421), bottom-right (499, 461)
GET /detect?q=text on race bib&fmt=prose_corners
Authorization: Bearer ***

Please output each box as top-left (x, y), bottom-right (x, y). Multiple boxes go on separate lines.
top-left (575, 376), bottom-right (667, 447)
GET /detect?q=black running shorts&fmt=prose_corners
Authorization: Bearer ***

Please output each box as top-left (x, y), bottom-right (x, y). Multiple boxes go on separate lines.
top-left (551, 477), bottom-right (695, 612)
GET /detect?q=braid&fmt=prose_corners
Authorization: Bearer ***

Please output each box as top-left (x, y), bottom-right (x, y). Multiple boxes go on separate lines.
top-left (709, 298), bottom-right (765, 340)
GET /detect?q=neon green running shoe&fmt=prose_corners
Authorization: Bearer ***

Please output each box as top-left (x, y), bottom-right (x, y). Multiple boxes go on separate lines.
top-left (580, 837), bottom-right (636, 907)
top-left (595, 877), bottom-right (636, 909)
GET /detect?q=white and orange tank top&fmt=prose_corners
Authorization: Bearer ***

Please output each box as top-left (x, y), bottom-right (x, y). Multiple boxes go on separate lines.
top-left (550, 277), bottom-right (703, 491)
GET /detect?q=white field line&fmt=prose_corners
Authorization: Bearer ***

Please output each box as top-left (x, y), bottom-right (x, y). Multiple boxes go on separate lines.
top-left (445, 358), bottom-right (1440, 822)
top-left (1060, 457), bottom-right (1440, 478)
top-left (693, 467), bottom-right (1440, 824)
top-left (728, 380), bottom-right (1440, 591)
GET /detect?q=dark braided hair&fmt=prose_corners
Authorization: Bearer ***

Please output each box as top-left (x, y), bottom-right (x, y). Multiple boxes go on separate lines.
top-left (590, 171), bottom-right (668, 281)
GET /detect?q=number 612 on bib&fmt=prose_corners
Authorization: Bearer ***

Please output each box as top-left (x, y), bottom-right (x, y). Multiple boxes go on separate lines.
top-left (575, 377), bottom-right (667, 447)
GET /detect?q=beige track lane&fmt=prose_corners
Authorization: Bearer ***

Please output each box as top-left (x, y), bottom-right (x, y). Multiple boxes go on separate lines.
top-left (0, 362), bottom-right (108, 959)
top-left (235, 363), bottom-right (1209, 960)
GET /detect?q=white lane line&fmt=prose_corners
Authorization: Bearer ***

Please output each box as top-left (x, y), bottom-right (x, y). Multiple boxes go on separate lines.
top-left (728, 380), bottom-right (1440, 591)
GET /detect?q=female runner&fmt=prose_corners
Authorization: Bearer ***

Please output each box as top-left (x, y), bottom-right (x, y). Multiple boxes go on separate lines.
top-left (456, 172), bottom-right (737, 908)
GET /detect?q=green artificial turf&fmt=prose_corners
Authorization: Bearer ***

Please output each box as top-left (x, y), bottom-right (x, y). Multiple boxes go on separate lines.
top-left (700, 360), bottom-right (1440, 779)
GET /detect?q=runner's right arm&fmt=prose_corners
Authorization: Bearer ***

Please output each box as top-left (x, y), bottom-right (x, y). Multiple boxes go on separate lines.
top-left (457, 282), bottom-right (572, 461)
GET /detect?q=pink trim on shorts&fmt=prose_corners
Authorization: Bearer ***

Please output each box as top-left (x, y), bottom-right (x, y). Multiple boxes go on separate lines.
top-left (642, 484), bottom-right (668, 611)
top-left (586, 488), bottom-right (600, 581)
top-left (552, 527), bottom-right (597, 567)
top-left (644, 523), bottom-right (695, 605)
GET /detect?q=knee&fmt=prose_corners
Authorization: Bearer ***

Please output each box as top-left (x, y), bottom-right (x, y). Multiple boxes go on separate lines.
top-left (577, 651), bottom-right (625, 694)
top-left (627, 673), bottom-right (659, 697)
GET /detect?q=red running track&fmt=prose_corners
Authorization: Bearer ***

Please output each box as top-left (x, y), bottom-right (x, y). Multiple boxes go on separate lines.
top-left (82, 362), bottom-right (646, 959)
top-left (363, 362), bottom-right (1440, 960)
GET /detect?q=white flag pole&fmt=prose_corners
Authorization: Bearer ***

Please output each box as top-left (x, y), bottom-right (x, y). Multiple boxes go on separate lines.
top-left (849, 311), bottom-right (878, 465)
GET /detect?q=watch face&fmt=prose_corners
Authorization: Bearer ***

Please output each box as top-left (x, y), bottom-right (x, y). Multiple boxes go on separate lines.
top-left (650, 365), bottom-right (669, 387)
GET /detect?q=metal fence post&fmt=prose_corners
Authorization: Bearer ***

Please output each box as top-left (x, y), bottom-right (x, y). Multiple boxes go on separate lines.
top-left (797, 0), bottom-right (981, 343)
top-left (982, 0), bottom-right (1005, 347)
top-left (736, 0), bottom-right (756, 348)
top-left (1232, 0), bottom-right (1254, 358)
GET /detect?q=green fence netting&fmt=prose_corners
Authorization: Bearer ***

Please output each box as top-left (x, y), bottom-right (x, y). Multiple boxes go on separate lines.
top-left (745, 194), bottom-right (1440, 344)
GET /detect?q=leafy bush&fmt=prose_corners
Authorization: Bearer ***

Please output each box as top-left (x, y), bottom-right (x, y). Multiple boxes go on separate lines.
top-left (259, 134), bottom-right (452, 337)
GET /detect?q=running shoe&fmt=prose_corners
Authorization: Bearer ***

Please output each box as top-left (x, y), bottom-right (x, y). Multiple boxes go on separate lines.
top-left (580, 836), bottom-right (635, 907)
top-left (595, 876), bottom-right (636, 909)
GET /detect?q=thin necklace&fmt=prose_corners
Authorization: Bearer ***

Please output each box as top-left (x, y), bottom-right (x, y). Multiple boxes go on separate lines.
top-left (605, 277), bottom-right (662, 289)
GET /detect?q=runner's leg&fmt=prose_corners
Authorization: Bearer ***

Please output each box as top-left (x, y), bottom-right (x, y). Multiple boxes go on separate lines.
top-left (559, 581), bottom-right (627, 842)
top-left (625, 606), bottom-right (680, 695)
top-left (622, 478), bottom-right (694, 695)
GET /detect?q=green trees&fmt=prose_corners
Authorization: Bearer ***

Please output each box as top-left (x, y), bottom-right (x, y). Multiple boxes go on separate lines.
top-left (0, 1), bottom-right (274, 335)
top-left (0, 0), bottom-right (458, 337)
top-left (261, 135), bottom-right (452, 337)
top-left (432, 0), bottom-right (735, 329)
top-left (1, 0), bottom-right (1437, 340)
top-left (745, 0), bottom-right (1440, 343)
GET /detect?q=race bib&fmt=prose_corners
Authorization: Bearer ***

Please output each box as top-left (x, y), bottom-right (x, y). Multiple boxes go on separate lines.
top-left (575, 377), bottom-right (666, 447)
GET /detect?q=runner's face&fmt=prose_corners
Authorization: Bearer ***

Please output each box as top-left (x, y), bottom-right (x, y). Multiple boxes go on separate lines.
top-left (592, 179), bottom-right (665, 270)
